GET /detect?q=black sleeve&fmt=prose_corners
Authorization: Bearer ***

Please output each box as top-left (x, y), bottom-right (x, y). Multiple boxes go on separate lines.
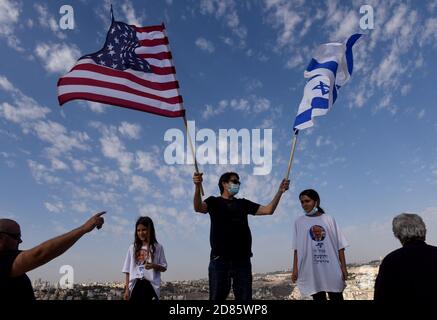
top-left (204, 196), bottom-right (215, 213)
top-left (243, 199), bottom-right (261, 216)
top-left (0, 251), bottom-right (20, 281)
top-left (373, 259), bottom-right (388, 301)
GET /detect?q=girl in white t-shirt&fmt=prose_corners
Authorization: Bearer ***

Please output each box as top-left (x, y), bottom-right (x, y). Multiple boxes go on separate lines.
top-left (122, 216), bottom-right (167, 301)
top-left (292, 189), bottom-right (349, 300)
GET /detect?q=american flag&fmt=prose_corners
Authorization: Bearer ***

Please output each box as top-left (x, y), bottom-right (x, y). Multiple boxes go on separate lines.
top-left (57, 20), bottom-right (185, 118)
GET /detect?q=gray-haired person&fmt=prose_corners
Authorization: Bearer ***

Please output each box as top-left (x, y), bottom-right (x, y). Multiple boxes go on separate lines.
top-left (374, 213), bottom-right (437, 301)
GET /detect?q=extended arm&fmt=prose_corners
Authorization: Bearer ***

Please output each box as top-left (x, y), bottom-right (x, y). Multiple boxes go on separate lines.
top-left (256, 179), bottom-right (290, 215)
top-left (10, 212), bottom-right (105, 277)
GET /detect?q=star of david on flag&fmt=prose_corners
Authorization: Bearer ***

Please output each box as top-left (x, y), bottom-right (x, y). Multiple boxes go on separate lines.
top-left (293, 34), bottom-right (362, 131)
top-left (57, 17), bottom-right (185, 118)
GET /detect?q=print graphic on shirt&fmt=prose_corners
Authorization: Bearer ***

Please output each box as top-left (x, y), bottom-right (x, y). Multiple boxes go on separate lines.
top-left (136, 248), bottom-right (151, 279)
top-left (309, 225), bottom-right (329, 264)
top-left (309, 225), bottom-right (326, 241)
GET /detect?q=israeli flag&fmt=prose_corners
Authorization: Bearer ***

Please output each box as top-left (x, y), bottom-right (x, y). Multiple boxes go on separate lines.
top-left (293, 34), bottom-right (362, 131)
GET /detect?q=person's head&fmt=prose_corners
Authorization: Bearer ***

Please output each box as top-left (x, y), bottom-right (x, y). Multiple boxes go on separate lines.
top-left (135, 216), bottom-right (157, 245)
top-left (392, 213), bottom-right (426, 245)
top-left (0, 219), bottom-right (22, 251)
top-left (134, 216), bottom-right (157, 258)
top-left (311, 225), bottom-right (325, 241)
top-left (218, 172), bottom-right (240, 196)
top-left (299, 189), bottom-right (325, 214)
top-left (136, 249), bottom-right (147, 264)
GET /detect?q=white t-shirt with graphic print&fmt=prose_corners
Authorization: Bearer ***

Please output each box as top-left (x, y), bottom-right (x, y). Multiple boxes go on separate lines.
top-left (292, 213), bottom-right (348, 297)
top-left (122, 243), bottom-right (167, 297)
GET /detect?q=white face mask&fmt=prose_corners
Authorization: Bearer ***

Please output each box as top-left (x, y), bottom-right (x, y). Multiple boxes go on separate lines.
top-left (305, 206), bottom-right (319, 216)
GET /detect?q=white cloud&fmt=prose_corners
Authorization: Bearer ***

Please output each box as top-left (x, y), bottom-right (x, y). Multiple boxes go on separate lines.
top-left (229, 98), bottom-right (249, 111)
top-left (87, 101), bottom-right (106, 114)
top-left (0, 0), bottom-right (24, 51)
top-left (263, 0), bottom-right (305, 48)
top-left (285, 53), bottom-right (304, 69)
top-left (28, 160), bottom-right (60, 184)
top-left (0, 75), bottom-right (50, 124)
top-left (71, 159), bottom-right (87, 172)
top-left (329, 10), bottom-right (359, 42)
top-left (45, 201), bottom-right (64, 213)
top-left (195, 37), bottom-right (215, 53)
top-left (35, 42), bottom-right (81, 74)
top-left (419, 18), bottom-right (437, 47)
top-left (129, 175), bottom-right (151, 194)
top-left (244, 78), bottom-right (263, 92)
top-left (202, 96), bottom-right (271, 119)
top-left (384, 4), bottom-right (407, 37)
top-left (100, 132), bottom-right (133, 174)
top-left (199, 0), bottom-right (247, 44)
top-left (315, 136), bottom-right (332, 147)
top-left (121, 0), bottom-right (144, 26)
top-left (0, 75), bottom-right (14, 91)
top-left (51, 158), bottom-right (69, 171)
top-left (72, 202), bottom-right (90, 213)
top-left (34, 3), bottom-right (65, 39)
top-left (94, 0), bottom-right (112, 27)
top-left (417, 109), bottom-right (425, 120)
top-left (252, 97), bottom-right (271, 113)
top-left (202, 102), bottom-right (227, 119)
top-left (136, 151), bottom-right (158, 172)
top-left (33, 120), bottom-right (90, 157)
top-left (118, 122), bottom-right (141, 139)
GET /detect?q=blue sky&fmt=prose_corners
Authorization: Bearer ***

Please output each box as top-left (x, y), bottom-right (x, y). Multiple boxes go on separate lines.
top-left (1, 0), bottom-right (437, 284)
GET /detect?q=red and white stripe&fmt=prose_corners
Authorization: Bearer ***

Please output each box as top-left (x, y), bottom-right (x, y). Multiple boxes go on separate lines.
top-left (57, 24), bottom-right (185, 118)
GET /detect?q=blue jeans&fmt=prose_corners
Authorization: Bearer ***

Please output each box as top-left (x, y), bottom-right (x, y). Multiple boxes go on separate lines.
top-left (208, 256), bottom-right (252, 301)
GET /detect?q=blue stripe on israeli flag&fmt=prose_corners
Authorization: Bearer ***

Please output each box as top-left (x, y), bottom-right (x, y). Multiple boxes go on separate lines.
top-left (293, 34), bottom-right (362, 131)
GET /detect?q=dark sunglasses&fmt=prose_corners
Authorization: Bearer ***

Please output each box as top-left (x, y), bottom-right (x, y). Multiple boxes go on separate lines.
top-left (229, 179), bottom-right (241, 185)
top-left (0, 231), bottom-right (22, 243)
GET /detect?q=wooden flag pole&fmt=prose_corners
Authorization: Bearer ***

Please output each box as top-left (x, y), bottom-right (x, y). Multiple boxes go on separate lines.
top-left (161, 23), bottom-right (204, 196)
top-left (183, 114), bottom-right (204, 196)
top-left (285, 130), bottom-right (299, 180)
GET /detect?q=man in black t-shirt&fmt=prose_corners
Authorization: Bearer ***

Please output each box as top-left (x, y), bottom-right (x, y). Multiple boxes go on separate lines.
top-left (0, 212), bottom-right (105, 301)
top-left (193, 171), bottom-right (289, 301)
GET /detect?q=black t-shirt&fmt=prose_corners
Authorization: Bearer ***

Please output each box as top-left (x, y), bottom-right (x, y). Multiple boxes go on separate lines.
top-left (0, 250), bottom-right (35, 301)
top-left (204, 196), bottom-right (260, 259)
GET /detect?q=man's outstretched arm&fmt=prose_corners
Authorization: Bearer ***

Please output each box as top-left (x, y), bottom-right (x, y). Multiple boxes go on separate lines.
top-left (256, 179), bottom-right (290, 215)
top-left (10, 211), bottom-right (106, 277)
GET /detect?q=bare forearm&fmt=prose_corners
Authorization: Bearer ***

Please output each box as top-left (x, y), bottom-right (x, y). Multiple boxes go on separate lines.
top-left (11, 226), bottom-right (86, 277)
top-left (125, 273), bottom-right (130, 288)
top-left (293, 250), bottom-right (298, 271)
top-left (30, 227), bottom-right (86, 267)
top-left (266, 191), bottom-right (283, 214)
top-left (193, 185), bottom-right (202, 210)
top-left (339, 249), bottom-right (347, 268)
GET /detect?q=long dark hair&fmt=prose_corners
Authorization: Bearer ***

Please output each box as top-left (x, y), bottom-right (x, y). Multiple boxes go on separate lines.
top-left (134, 216), bottom-right (158, 261)
top-left (299, 189), bottom-right (325, 214)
